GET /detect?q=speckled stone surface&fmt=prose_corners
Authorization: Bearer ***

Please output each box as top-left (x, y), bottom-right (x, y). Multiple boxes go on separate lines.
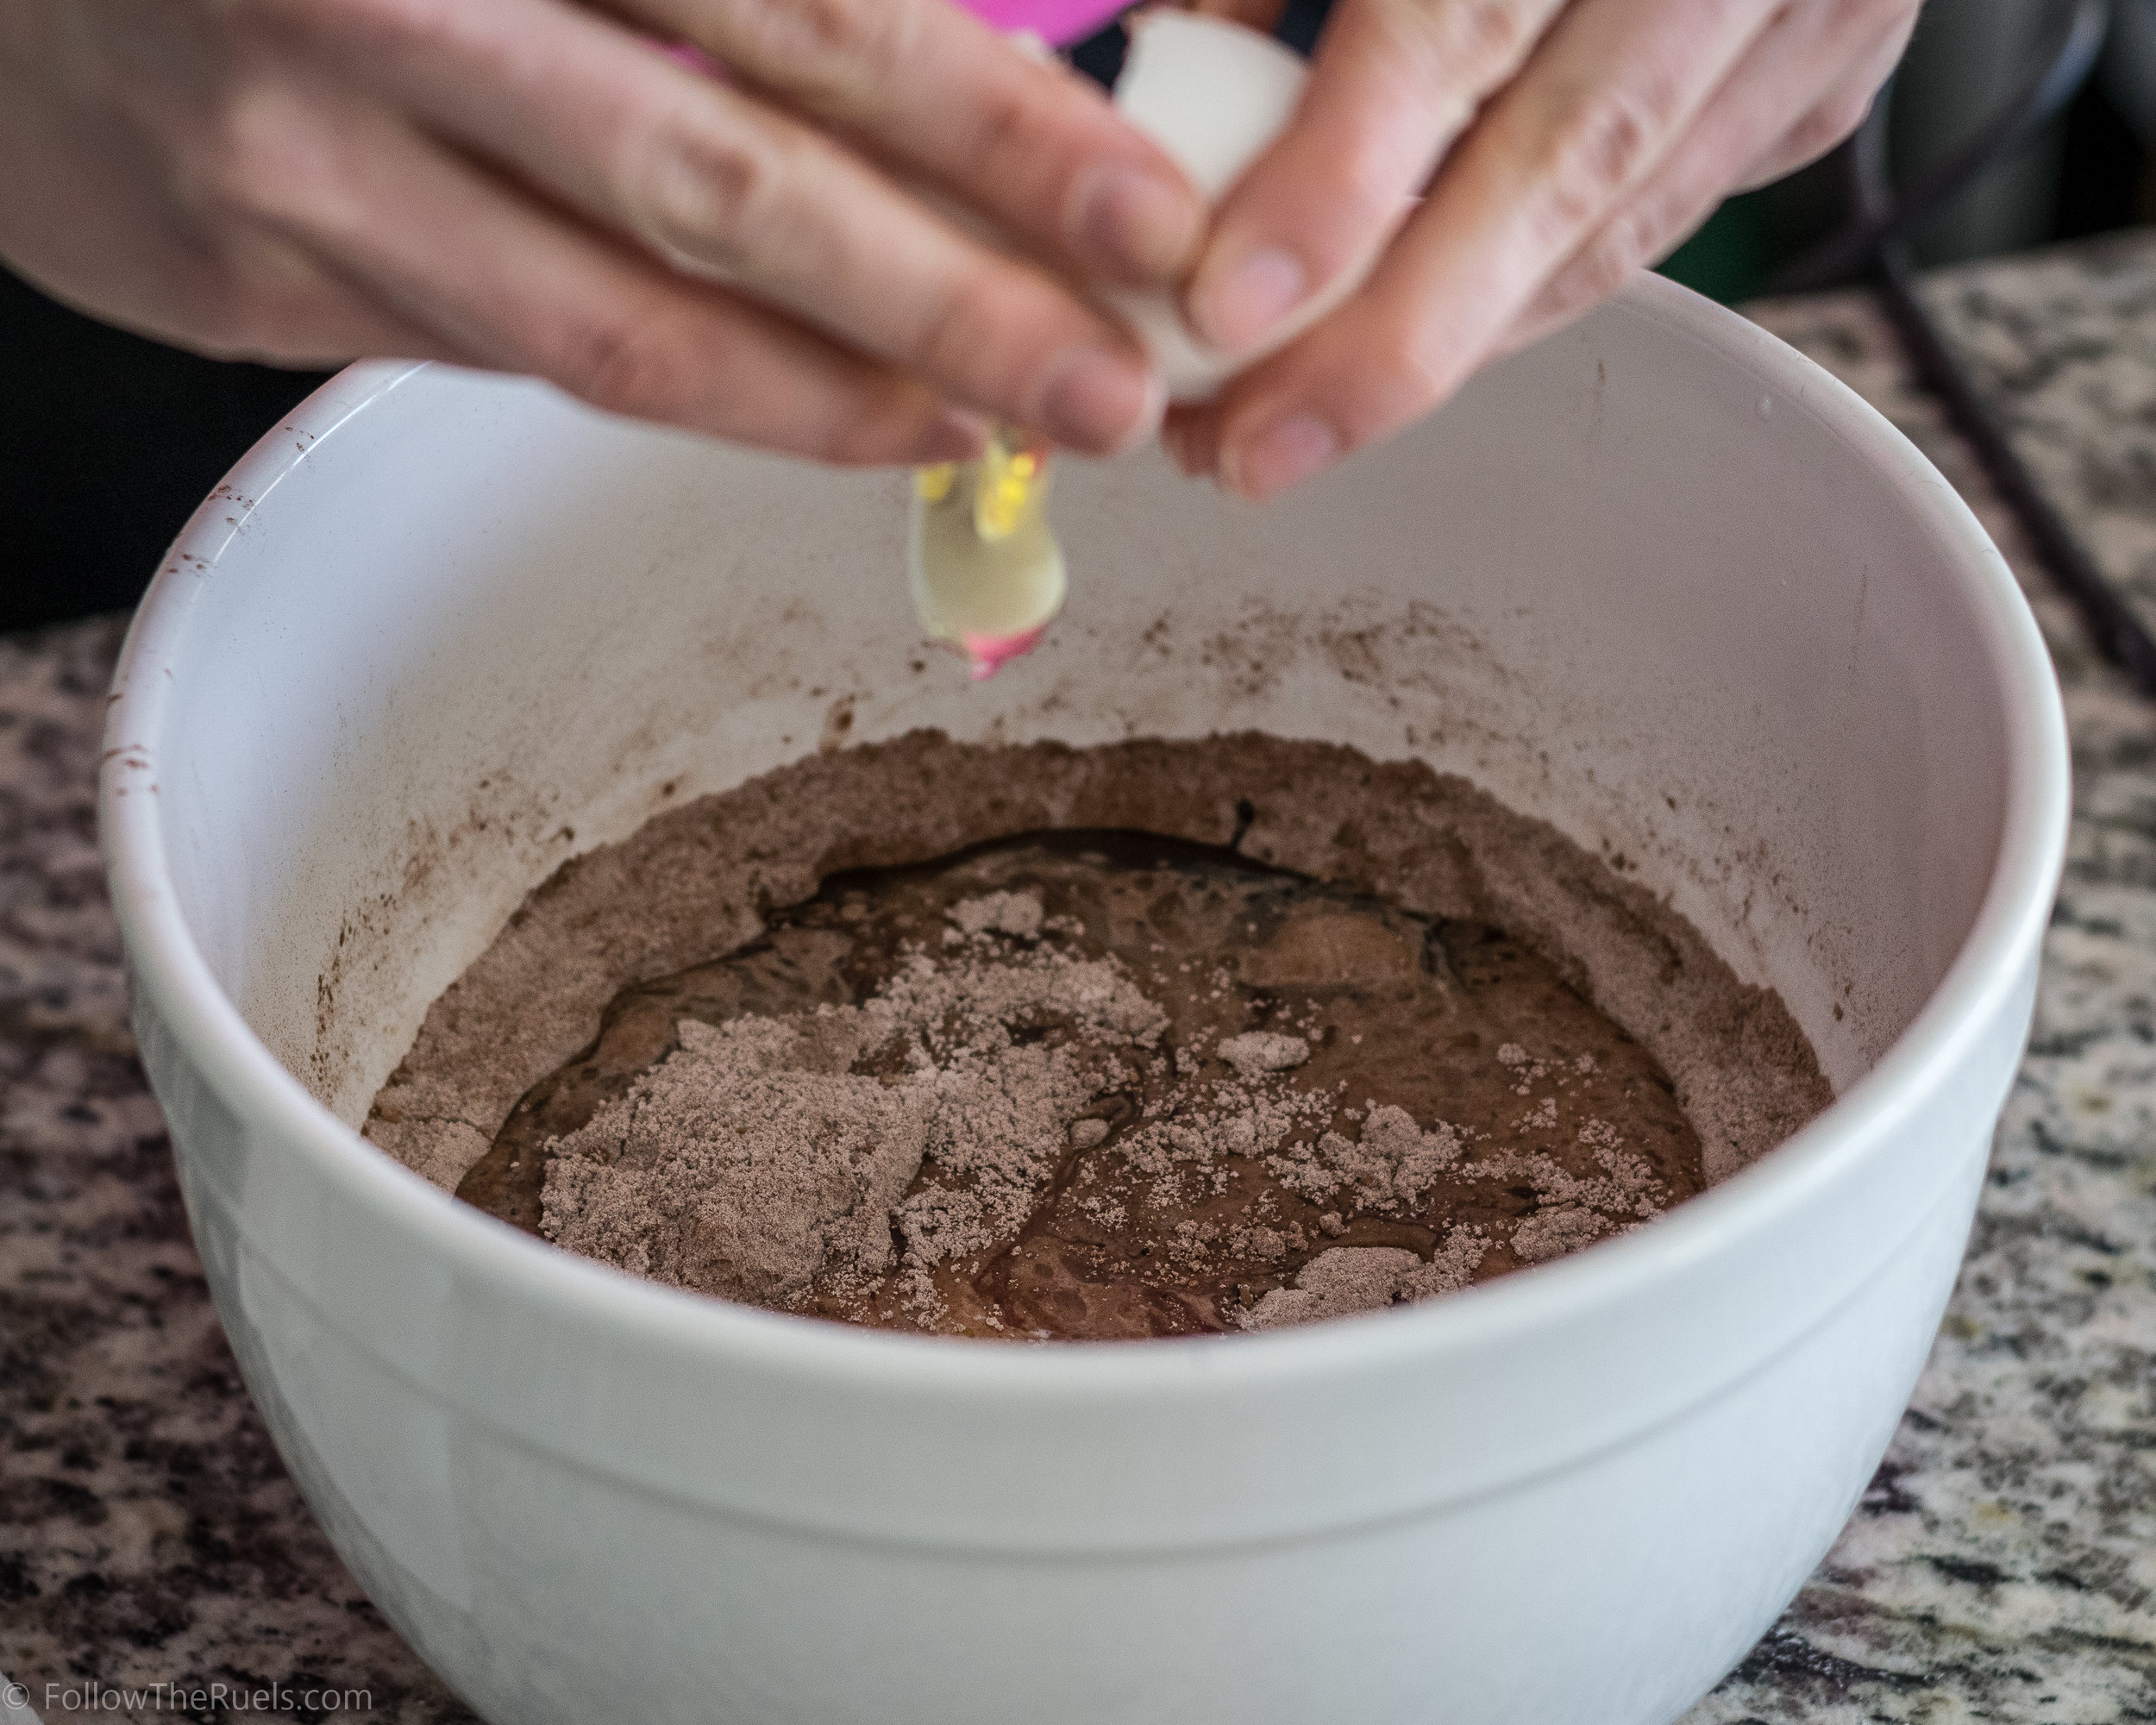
top-left (3, 240), bottom-right (2153, 1723)
top-left (1915, 231), bottom-right (2156, 654)
top-left (1678, 252), bottom-right (2156, 1723)
top-left (0, 620), bottom-right (470, 1725)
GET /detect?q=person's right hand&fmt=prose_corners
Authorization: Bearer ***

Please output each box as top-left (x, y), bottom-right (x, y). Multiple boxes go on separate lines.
top-left (0, 0), bottom-right (1203, 463)
top-left (1163, 0), bottom-right (1918, 497)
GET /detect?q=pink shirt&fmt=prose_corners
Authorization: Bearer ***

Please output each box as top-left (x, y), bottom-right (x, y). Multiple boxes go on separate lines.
top-left (950, 0), bottom-right (1130, 47)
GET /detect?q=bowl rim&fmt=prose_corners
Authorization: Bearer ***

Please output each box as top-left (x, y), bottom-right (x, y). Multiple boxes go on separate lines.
top-left (97, 273), bottom-right (2071, 1398)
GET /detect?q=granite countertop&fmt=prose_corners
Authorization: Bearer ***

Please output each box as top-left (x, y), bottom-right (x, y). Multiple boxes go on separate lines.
top-left (4, 236), bottom-right (2154, 1724)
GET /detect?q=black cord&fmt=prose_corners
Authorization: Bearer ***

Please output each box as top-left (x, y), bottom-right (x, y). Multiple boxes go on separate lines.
top-left (1768, 0), bottom-right (2109, 293)
top-left (1759, 0), bottom-right (2153, 687)
top-left (1851, 113), bottom-right (2156, 692)
top-left (1274, 0), bottom-right (1332, 56)
top-left (1067, 20), bottom-right (1128, 89)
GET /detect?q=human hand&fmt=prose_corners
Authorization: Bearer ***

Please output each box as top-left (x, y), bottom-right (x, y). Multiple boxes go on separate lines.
top-left (0, 0), bottom-right (1206, 463)
top-left (1162, 0), bottom-right (1921, 496)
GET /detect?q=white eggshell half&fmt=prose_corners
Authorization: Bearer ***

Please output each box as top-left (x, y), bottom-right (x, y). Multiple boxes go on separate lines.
top-left (1114, 10), bottom-right (1305, 200)
top-left (1105, 11), bottom-right (1354, 405)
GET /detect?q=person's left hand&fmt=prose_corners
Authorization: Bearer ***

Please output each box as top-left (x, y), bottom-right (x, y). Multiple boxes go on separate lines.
top-left (1161, 0), bottom-right (1921, 497)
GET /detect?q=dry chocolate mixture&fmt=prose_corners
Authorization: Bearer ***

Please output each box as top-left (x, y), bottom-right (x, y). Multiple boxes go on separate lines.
top-left (367, 733), bottom-right (1830, 1340)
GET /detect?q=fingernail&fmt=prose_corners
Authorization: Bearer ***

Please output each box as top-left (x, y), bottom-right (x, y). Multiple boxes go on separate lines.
top-left (1224, 413), bottom-right (1338, 499)
top-left (1070, 164), bottom-right (1201, 285)
top-left (917, 407), bottom-right (990, 463)
top-left (1037, 342), bottom-right (1161, 454)
top-left (1194, 246), bottom-right (1307, 349)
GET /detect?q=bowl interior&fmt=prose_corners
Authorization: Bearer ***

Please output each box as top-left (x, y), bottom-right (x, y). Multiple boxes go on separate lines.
top-left (120, 282), bottom-right (2034, 1169)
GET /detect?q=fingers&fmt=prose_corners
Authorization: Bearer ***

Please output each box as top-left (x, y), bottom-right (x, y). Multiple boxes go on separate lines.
top-left (217, 80), bottom-right (987, 464)
top-left (615, 0), bottom-right (1206, 285)
top-left (0, 0), bottom-right (467, 367)
top-left (342, 0), bottom-right (1162, 453)
top-left (1502, 0), bottom-right (1919, 355)
top-left (12, 129), bottom-right (466, 367)
top-left (171, 254), bottom-right (472, 370)
top-left (1733, 6), bottom-right (1915, 190)
top-left (1183, 0), bottom-right (1570, 353)
top-left (1187, 0), bottom-right (1781, 497)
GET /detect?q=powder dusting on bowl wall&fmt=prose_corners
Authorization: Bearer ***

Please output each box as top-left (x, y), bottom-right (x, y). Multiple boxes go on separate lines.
top-left (912, 4), bottom-right (1358, 678)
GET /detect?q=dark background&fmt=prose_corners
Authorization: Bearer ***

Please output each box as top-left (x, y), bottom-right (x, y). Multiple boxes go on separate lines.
top-left (5, 0), bottom-right (2151, 635)
top-left (1, 272), bottom-right (336, 632)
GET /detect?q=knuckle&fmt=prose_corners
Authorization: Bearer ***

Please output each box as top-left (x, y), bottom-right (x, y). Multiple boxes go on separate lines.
top-left (1529, 80), bottom-right (1668, 239)
top-left (632, 111), bottom-right (787, 278)
top-left (763, 0), bottom-right (874, 59)
top-left (965, 85), bottom-right (1048, 194)
top-left (1433, 0), bottom-right (1539, 84)
top-left (1361, 0), bottom-right (1528, 135)
top-left (184, 78), bottom-right (310, 224)
top-left (738, 0), bottom-right (916, 101)
top-left (910, 274), bottom-right (1006, 393)
top-left (1372, 0), bottom-right (1536, 97)
top-left (551, 312), bottom-right (674, 418)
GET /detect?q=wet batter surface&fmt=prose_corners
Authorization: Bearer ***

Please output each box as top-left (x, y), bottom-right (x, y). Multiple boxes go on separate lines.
top-left (458, 831), bottom-right (1702, 1339)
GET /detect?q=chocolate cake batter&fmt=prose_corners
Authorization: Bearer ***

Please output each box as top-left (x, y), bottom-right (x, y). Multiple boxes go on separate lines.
top-left (367, 733), bottom-right (1831, 1339)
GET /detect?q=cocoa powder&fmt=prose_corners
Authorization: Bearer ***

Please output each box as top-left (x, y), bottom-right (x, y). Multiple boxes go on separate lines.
top-left (366, 734), bottom-right (1830, 1338)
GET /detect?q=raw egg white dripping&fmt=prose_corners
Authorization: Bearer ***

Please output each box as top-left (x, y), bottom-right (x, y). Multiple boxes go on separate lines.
top-left (909, 429), bottom-right (1066, 680)
top-left (912, 10), bottom-right (1332, 678)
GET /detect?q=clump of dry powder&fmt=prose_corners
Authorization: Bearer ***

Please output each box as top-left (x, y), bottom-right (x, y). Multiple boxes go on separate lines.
top-left (544, 914), bottom-right (1163, 1315)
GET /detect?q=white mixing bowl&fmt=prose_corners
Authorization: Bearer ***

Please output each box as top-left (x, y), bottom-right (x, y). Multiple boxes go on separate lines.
top-left (99, 274), bottom-right (2067, 1724)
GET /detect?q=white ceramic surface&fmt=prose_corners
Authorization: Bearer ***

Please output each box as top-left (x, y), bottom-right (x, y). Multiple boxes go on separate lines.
top-left (99, 273), bottom-right (2068, 1725)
